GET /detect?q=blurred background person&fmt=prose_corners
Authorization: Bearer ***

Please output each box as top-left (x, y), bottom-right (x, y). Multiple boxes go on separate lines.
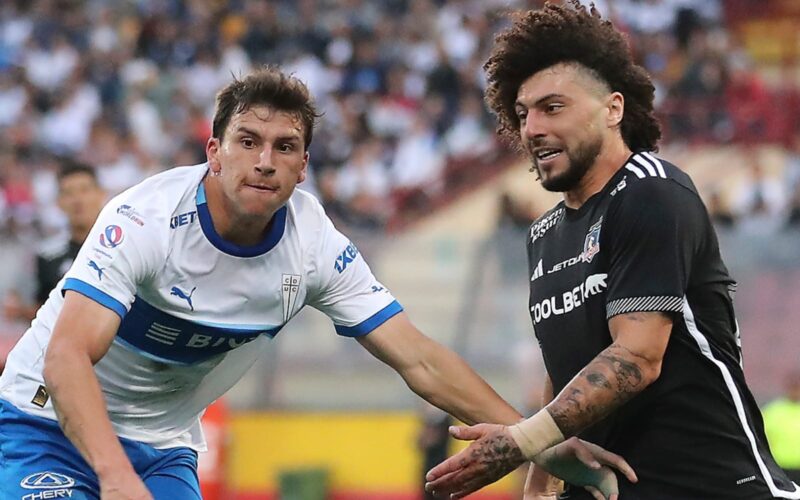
top-left (2, 160), bottom-right (105, 326)
top-left (417, 402), bottom-right (452, 500)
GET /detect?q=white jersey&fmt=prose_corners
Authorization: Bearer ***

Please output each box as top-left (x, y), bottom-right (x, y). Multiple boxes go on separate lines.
top-left (0, 164), bottom-right (400, 451)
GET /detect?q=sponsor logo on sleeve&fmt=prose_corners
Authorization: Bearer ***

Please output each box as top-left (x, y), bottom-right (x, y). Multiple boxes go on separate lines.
top-left (334, 242), bottom-right (359, 273)
top-left (87, 260), bottom-right (105, 280)
top-left (116, 204), bottom-right (145, 226)
top-left (98, 225), bottom-right (124, 249)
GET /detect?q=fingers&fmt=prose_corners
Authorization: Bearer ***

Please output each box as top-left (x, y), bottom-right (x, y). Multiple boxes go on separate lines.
top-left (426, 450), bottom-right (469, 482)
top-left (425, 469), bottom-right (459, 493)
top-left (580, 440), bottom-right (638, 483)
top-left (448, 424), bottom-right (484, 441)
top-left (585, 485), bottom-right (604, 500)
top-left (572, 442), bottom-right (601, 470)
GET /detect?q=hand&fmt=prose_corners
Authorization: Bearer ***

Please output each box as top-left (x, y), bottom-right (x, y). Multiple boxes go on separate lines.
top-left (99, 471), bottom-right (153, 500)
top-left (425, 423), bottom-right (525, 499)
top-left (532, 437), bottom-right (638, 500)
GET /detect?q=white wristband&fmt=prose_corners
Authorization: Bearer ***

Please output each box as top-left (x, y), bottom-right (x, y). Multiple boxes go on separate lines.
top-left (508, 409), bottom-right (565, 461)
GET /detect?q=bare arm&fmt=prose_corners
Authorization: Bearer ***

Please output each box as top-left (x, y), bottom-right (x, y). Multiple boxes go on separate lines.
top-left (357, 312), bottom-right (522, 425)
top-left (43, 291), bottom-right (149, 497)
top-left (546, 311), bottom-right (672, 436)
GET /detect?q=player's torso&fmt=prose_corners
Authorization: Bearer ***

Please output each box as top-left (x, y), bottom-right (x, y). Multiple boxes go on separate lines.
top-left (120, 206), bottom-right (309, 365)
top-left (528, 185), bottom-right (620, 389)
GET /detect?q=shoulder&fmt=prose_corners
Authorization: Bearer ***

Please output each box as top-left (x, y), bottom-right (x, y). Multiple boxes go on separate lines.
top-left (106, 164), bottom-right (207, 226)
top-left (287, 188), bottom-right (337, 234)
top-left (611, 152), bottom-right (702, 211)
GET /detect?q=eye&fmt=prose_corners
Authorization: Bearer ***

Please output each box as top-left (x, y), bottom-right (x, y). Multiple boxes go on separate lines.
top-left (545, 103), bottom-right (564, 114)
top-left (278, 143), bottom-right (295, 153)
top-left (516, 108), bottom-right (527, 121)
top-left (241, 137), bottom-right (255, 148)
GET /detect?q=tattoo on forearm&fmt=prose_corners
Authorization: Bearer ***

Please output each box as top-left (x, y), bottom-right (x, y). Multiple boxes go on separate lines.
top-left (469, 432), bottom-right (524, 480)
top-left (548, 343), bottom-right (647, 436)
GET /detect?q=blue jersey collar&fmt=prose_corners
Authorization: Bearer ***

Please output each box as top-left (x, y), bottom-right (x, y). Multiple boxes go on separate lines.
top-left (195, 181), bottom-right (287, 258)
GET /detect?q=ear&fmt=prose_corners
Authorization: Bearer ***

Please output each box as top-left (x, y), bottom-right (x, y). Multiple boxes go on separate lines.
top-left (206, 137), bottom-right (221, 173)
top-left (607, 92), bottom-right (624, 128)
top-left (298, 151), bottom-right (309, 184)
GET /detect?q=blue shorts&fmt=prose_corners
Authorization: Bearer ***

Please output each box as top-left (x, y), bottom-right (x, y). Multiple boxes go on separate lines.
top-left (0, 399), bottom-right (201, 499)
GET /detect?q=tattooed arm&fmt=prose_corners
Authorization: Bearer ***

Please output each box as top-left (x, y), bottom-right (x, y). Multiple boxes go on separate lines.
top-left (546, 311), bottom-right (672, 436)
top-left (425, 312), bottom-right (668, 498)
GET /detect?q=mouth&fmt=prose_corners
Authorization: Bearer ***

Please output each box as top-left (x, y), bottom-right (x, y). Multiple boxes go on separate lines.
top-left (534, 148), bottom-right (564, 164)
top-left (244, 183), bottom-right (279, 193)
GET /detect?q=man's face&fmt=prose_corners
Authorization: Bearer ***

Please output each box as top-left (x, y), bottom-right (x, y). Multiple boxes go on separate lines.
top-left (58, 172), bottom-right (105, 230)
top-left (515, 64), bottom-right (612, 192)
top-left (206, 106), bottom-right (308, 219)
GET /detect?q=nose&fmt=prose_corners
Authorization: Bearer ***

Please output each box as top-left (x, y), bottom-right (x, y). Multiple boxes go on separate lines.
top-left (521, 113), bottom-right (546, 141)
top-left (255, 145), bottom-right (276, 175)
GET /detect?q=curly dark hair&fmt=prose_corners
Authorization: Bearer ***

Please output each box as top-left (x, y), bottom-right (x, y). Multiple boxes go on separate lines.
top-left (484, 1), bottom-right (661, 153)
top-left (212, 66), bottom-right (321, 150)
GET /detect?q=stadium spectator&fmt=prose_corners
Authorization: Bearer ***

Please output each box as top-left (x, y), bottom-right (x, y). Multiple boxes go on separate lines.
top-left (0, 0), bottom-right (794, 237)
top-left (0, 66), bottom-right (628, 499)
top-left (2, 160), bottom-right (105, 325)
top-left (425, 3), bottom-right (798, 498)
top-left (707, 189), bottom-right (737, 228)
top-left (762, 371), bottom-right (800, 483)
top-left (733, 148), bottom-right (787, 234)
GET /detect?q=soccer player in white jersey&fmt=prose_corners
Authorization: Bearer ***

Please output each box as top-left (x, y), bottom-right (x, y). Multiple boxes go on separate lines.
top-left (0, 67), bottom-right (632, 500)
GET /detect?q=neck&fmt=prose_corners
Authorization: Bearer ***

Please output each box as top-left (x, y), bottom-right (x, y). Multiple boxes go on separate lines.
top-left (563, 139), bottom-right (632, 209)
top-left (203, 176), bottom-right (275, 246)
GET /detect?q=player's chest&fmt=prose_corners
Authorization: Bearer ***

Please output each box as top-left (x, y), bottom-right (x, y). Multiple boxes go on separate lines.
top-left (147, 231), bottom-right (310, 323)
top-left (528, 212), bottom-right (608, 328)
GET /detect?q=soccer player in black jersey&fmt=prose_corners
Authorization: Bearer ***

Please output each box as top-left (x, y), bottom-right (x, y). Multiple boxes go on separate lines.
top-left (2, 161), bottom-right (105, 325)
top-left (425, 2), bottom-right (800, 499)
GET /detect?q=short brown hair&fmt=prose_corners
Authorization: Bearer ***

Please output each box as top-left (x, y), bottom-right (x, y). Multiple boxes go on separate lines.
top-left (484, 1), bottom-right (661, 152)
top-left (212, 66), bottom-right (320, 150)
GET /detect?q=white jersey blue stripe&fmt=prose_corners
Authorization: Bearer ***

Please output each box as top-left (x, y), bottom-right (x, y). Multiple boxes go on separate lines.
top-left (0, 164), bottom-right (400, 450)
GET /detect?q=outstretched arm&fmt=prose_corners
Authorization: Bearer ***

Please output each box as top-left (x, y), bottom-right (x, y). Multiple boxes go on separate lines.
top-left (357, 312), bottom-right (522, 425)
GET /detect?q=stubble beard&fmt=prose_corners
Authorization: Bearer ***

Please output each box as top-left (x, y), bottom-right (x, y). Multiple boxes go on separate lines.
top-left (532, 135), bottom-right (604, 193)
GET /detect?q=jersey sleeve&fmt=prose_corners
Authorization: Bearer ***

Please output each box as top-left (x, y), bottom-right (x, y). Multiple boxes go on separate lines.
top-left (60, 196), bottom-right (166, 319)
top-left (306, 208), bottom-right (402, 337)
top-left (603, 179), bottom-right (705, 319)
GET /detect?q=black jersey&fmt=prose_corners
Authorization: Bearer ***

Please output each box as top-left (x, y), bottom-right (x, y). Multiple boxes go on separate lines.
top-left (528, 153), bottom-right (798, 499)
top-left (35, 238), bottom-right (81, 303)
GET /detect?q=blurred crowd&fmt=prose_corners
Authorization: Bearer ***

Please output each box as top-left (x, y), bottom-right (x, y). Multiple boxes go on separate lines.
top-left (0, 0), bottom-right (799, 240)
